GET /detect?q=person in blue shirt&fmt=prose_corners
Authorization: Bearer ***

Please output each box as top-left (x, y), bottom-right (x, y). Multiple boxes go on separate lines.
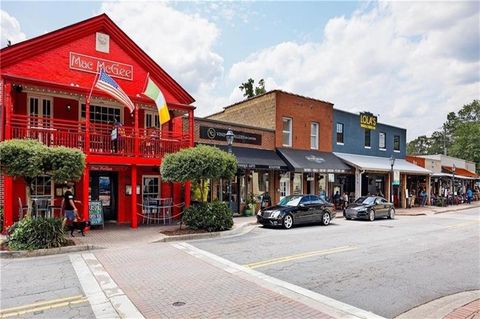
top-left (420, 189), bottom-right (427, 207)
top-left (466, 187), bottom-right (473, 204)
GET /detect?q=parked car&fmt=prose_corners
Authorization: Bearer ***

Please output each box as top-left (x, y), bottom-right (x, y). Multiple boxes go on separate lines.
top-left (344, 196), bottom-right (395, 221)
top-left (257, 195), bottom-right (335, 229)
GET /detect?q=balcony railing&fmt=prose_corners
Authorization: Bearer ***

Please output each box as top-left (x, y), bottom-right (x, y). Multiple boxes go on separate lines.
top-left (10, 114), bottom-right (190, 158)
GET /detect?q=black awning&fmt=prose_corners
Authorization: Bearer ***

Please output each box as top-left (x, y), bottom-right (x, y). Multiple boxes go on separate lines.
top-left (217, 145), bottom-right (288, 170)
top-left (277, 148), bottom-right (352, 173)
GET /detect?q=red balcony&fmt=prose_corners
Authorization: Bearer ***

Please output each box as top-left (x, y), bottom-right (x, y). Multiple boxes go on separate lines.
top-left (10, 114), bottom-right (190, 159)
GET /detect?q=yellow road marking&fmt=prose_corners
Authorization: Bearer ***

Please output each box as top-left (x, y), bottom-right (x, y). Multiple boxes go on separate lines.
top-left (244, 246), bottom-right (357, 269)
top-left (447, 220), bottom-right (480, 229)
top-left (0, 295), bottom-right (88, 318)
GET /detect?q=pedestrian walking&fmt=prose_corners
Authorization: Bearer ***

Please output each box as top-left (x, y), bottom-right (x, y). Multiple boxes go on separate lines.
top-left (62, 184), bottom-right (79, 228)
top-left (420, 188), bottom-right (427, 207)
top-left (342, 192), bottom-right (349, 210)
top-left (466, 187), bottom-right (473, 204)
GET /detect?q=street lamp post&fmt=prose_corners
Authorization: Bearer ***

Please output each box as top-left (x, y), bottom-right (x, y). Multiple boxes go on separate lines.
top-left (389, 156), bottom-right (395, 205)
top-left (452, 163), bottom-right (456, 197)
top-left (225, 129), bottom-right (235, 211)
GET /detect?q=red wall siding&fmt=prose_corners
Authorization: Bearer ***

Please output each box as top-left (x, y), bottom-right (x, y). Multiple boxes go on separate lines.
top-left (53, 97), bottom-right (79, 121)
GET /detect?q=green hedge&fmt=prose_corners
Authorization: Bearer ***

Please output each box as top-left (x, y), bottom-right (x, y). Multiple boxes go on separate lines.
top-left (7, 217), bottom-right (68, 250)
top-left (182, 201), bottom-right (233, 232)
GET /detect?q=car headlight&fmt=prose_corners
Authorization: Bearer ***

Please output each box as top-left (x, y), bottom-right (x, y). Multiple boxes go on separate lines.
top-left (271, 210), bottom-right (281, 218)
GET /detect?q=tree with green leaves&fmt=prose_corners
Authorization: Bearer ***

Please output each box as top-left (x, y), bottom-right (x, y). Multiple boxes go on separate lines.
top-left (239, 78), bottom-right (266, 98)
top-left (161, 144), bottom-right (237, 202)
top-left (407, 99), bottom-right (480, 173)
top-left (0, 139), bottom-right (86, 217)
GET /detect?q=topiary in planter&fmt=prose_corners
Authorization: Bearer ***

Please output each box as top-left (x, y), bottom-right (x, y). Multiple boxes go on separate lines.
top-left (182, 201), bottom-right (233, 232)
top-left (7, 217), bottom-right (68, 250)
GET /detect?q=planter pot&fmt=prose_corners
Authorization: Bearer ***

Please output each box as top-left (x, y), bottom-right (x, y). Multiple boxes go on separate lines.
top-left (244, 209), bottom-right (253, 216)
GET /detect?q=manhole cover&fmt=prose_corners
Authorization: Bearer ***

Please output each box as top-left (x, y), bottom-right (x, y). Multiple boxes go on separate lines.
top-left (172, 301), bottom-right (186, 307)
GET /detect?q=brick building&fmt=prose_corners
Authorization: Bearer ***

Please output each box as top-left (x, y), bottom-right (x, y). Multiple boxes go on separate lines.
top-left (192, 117), bottom-right (287, 213)
top-left (206, 90), bottom-right (351, 207)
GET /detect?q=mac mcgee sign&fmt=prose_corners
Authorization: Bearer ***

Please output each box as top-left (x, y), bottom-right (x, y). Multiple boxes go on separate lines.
top-left (360, 112), bottom-right (377, 130)
top-left (69, 52), bottom-right (133, 81)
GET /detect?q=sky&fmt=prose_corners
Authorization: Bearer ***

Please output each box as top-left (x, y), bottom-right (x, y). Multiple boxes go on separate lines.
top-left (1, 1), bottom-right (479, 141)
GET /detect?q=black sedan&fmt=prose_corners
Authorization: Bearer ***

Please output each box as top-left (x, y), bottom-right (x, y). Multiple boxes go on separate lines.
top-left (344, 196), bottom-right (395, 221)
top-left (257, 195), bottom-right (335, 229)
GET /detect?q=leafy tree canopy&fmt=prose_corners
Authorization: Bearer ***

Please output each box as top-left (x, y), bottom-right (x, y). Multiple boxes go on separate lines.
top-left (407, 100), bottom-right (480, 173)
top-left (239, 78), bottom-right (266, 98)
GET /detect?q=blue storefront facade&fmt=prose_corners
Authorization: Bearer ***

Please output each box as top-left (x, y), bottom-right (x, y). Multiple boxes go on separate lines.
top-left (331, 109), bottom-right (430, 208)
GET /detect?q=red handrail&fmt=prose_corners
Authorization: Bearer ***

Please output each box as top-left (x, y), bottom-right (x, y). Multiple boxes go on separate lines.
top-left (9, 114), bottom-right (190, 158)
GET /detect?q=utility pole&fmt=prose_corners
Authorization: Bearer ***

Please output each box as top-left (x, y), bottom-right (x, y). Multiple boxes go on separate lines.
top-left (443, 125), bottom-right (447, 155)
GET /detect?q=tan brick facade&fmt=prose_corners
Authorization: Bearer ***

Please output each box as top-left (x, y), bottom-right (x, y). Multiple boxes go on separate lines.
top-left (207, 92), bottom-right (277, 130)
top-left (206, 90), bottom-right (334, 151)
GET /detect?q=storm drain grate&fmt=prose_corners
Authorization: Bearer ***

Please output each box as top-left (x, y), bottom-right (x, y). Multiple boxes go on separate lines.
top-left (172, 301), bottom-right (186, 307)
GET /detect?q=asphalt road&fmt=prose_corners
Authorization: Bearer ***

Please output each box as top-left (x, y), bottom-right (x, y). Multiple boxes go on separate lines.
top-left (0, 254), bottom-right (95, 319)
top-left (191, 208), bottom-right (480, 318)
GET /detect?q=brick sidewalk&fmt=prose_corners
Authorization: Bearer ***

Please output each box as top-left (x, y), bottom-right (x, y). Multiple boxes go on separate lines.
top-left (443, 299), bottom-right (480, 319)
top-left (94, 243), bottom-right (333, 319)
top-left (395, 202), bottom-right (480, 216)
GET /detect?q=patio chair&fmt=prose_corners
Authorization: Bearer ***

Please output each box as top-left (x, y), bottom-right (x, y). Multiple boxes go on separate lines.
top-left (161, 198), bottom-right (172, 225)
top-left (143, 198), bottom-right (159, 225)
top-left (18, 197), bottom-right (28, 219)
top-left (33, 198), bottom-right (50, 218)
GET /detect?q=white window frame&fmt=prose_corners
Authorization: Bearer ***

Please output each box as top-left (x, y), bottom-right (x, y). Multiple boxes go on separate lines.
top-left (30, 175), bottom-right (53, 199)
top-left (336, 123), bottom-right (344, 145)
top-left (280, 172), bottom-right (290, 198)
top-left (379, 132), bottom-right (386, 150)
top-left (282, 117), bottom-right (292, 147)
top-left (310, 122), bottom-right (319, 150)
top-left (27, 95), bottom-right (54, 121)
top-left (293, 173), bottom-right (303, 195)
top-left (80, 103), bottom-right (123, 124)
top-left (142, 175), bottom-right (161, 201)
top-left (144, 110), bottom-right (160, 129)
top-left (394, 135), bottom-right (401, 152)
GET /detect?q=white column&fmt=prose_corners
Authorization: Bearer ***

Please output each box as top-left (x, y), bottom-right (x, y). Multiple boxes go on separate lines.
top-left (355, 168), bottom-right (362, 200)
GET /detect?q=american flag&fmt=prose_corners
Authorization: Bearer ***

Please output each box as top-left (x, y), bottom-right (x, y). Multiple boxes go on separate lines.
top-left (95, 69), bottom-right (135, 112)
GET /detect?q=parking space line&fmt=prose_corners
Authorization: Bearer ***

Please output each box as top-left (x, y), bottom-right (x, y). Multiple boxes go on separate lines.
top-left (244, 245), bottom-right (357, 269)
top-left (0, 295), bottom-right (88, 318)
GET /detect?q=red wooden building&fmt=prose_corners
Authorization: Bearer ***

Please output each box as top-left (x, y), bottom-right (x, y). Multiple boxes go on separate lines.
top-left (0, 14), bottom-right (195, 229)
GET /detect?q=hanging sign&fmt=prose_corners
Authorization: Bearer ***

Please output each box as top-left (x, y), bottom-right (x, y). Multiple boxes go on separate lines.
top-left (360, 112), bottom-right (377, 130)
top-left (393, 170), bottom-right (400, 186)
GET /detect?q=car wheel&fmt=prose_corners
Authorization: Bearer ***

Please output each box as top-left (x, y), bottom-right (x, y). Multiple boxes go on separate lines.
top-left (345, 216), bottom-right (352, 220)
top-left (283, 214), bottom-right (294, 229)
top-left (321, 212), bottom-right (331, 226)
top-left (388, 208), bottom-right (395, 219)
top-left (368, 210), bottom-right (375, 222)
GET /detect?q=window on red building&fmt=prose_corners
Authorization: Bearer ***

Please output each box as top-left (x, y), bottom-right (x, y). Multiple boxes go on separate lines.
top-left (311, 122), bottom-right (319, 150)
top-left (282, 117), bottom-right (292, 147)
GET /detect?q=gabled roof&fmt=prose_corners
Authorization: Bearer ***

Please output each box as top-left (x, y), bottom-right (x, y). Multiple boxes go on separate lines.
top-left (0, 13), bottom-right (194, 105)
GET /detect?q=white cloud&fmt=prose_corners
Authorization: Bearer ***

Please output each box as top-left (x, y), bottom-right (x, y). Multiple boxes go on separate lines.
top-left (224, 1), bottom-right (480, 140)
top-left (0, 10), bottom-right (26, 48)
top-left (99, 1), bottom-right (224, 107)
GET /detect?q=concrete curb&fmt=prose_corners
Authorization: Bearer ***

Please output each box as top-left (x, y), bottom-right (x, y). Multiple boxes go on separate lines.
top-left (433, 204), bottom-right (480, 214)
top-left (395, 290), bottom-right (480, 319)
top-left (173, 242), bottom-right (386, 319)
top-left (0, 244), bottom-right (103, 259)
top-left (153, 221), bottom-right (258, 243)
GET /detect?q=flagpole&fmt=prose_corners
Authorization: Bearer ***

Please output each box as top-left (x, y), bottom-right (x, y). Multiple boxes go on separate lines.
top-left (141, 72), bottom-right (150, 94)
top-left (87, 68), bottom-right (101, 102)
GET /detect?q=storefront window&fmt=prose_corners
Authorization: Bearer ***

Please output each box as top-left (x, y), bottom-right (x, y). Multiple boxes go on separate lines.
top-left (31, 176), bottom-right (52, 198)
top-left (293, 173), bottom-right (303, 195)
top-left (142, 176), bottom-right (160, 201)
top-left (252, 171), bottom-right (268, 197)
top-left (145, 111), bottom-right (160, 128)
top-left (280, 172), bottom-right (290, 198)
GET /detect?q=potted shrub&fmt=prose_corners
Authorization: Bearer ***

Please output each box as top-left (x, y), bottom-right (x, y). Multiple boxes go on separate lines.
top-left (243, 193), bottom-right (256, 216)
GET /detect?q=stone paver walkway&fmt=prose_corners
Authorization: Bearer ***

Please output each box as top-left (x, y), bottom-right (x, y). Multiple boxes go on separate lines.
top-left (444, 299), bottom-right (480, 319)
top-left (94, 243), bottom-right (333, 319)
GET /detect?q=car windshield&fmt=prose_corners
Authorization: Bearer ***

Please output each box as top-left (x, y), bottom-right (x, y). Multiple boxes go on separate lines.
top-left (354, 196), bottom-right (376, 205)
top-left (277, 196), bottom-right (302, 207)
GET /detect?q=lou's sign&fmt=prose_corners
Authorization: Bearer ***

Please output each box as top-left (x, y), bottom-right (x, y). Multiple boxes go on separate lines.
top-left (360, 112), bottom-right (377, 130)
top-left (69, 52), bottom-right (133, 81)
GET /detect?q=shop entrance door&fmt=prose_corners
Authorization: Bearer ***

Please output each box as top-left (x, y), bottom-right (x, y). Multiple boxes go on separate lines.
top-left (90, 171), bottom-right (118, 221)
